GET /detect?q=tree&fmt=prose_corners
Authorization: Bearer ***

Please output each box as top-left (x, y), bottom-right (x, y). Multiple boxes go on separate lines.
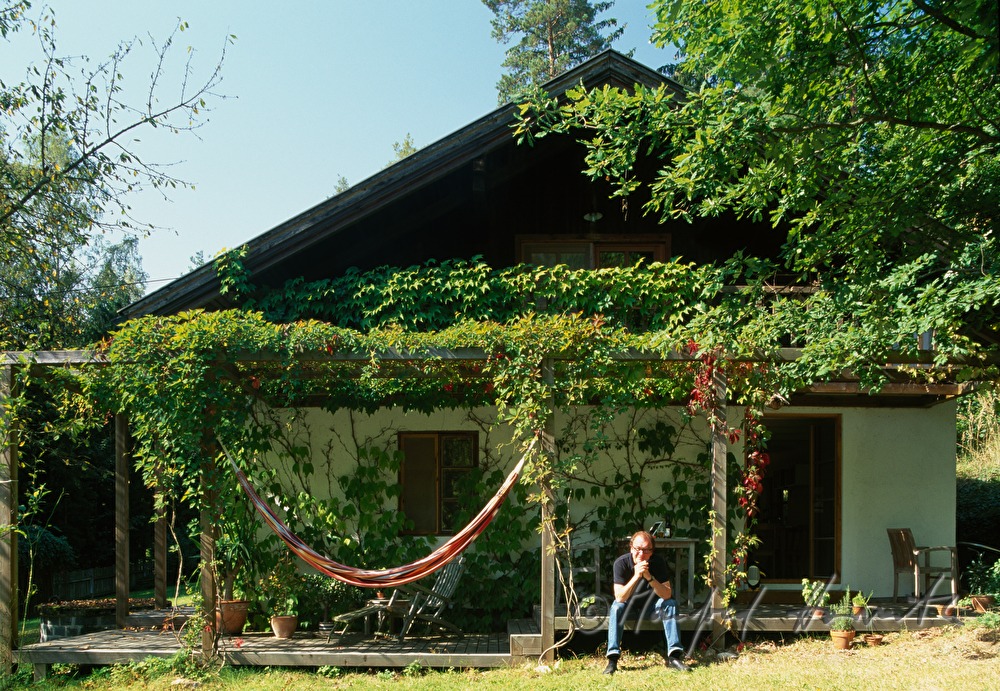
top-left (1, 1), bottom-right (231, 348)
top-left (0, 0), bottom-right (226, 620)
top-left (390, 133), bottom-right (418, 162)
top-left (484, 0), bottom-right (625, 103)
top-left (0, 129), bottom-right (148, 349)
top-left (518, 0), bottom-right (1000, 379)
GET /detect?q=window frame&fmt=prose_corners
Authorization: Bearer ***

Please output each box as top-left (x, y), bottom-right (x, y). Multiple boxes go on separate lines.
top-left (397, 431), bottom-right (478, 536)
top-left (515, 233), bottom-right (670, 268)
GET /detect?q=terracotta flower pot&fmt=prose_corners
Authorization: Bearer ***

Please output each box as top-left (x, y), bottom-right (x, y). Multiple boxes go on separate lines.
top-left (216, 599), bottom-right (249, 635)
top-left (863, 633), bottom-right (884, 646)
top-left (971, 595), bottom-right (995, 613)
top-left (270, 614), bottom-right (298, 639)
top-left (830, 630), bottom-right (855, 650)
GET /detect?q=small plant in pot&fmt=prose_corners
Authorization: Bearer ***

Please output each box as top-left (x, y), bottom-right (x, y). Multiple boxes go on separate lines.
top-left (851, 590), bottom-right (873, 617)
top-left (964, 555), bottom-right (1000, 613)
top-left (829, 590), bottom-right (856, 650)
top-left (802, 578), bottom-right (830, 617)
top-left (301, 573), bottom-right (350, 634)
top-left (263, 552), bottom-right (302, 638)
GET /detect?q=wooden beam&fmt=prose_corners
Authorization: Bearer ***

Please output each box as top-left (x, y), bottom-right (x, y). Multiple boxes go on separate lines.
top-left (0, 366), bottom-right (18, 675)
top-left (115, 414), bottom-right (131, 628)
top-left (710, 370), bottom-right (728, 648)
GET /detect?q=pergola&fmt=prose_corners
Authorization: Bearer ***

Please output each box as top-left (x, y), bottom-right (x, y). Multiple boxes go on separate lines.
top-left (1, 346), bottom-right (971, 672)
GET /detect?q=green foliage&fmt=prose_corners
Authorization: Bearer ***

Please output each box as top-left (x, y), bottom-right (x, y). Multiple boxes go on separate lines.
top-left (829, 587), bottom-right (855, 631)
top-left (316, 665), bottom-right (343, 678)
top-left (484, 0), bottom-right (626, 104)
top-left (388, 133), bottom-right (418, 165)
top-left (852, 590), bottom-right (872, 608)
top-left (801, 578), bottom-right (830, 609)
top-left (36, 260), bottom-right (811, 625)
top-left (956, 392), bottom-right (1000, 547)
top-left (516, 0), bottom-right (1000, 377)
top-left (103, 651), bottom-right (204, 684)
top-left (260, 551), bottom-right (303, 616)
top-left (403, 660), bottom-right (426, 677)
top-left (969, 611), bottom-right (1000, 631)
top-left (964, 555), bottom-right (1000, 596)
top-left (1, 8), bottom-right (228, 349)
top-left (300, 573), bottom-right (355, 622)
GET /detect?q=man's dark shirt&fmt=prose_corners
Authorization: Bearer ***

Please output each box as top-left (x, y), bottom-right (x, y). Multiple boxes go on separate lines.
top-left (612, 551), bottom-right (672, 605)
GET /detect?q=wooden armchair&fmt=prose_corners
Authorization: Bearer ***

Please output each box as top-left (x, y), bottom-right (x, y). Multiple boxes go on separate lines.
top-left (887, 528), bottom-right (958, 601)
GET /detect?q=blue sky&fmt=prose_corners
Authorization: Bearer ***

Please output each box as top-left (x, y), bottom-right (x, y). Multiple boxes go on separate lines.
top-left (6, 2), bottom-right (672, 292)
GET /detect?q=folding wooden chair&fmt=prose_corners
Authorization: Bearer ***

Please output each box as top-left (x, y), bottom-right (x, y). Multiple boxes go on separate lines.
top-left (331, 555), bottom-right (466, 642)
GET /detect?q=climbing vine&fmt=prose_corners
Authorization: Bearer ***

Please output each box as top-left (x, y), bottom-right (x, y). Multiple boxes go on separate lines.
top-left (4, 252), bottom-right (963, 629)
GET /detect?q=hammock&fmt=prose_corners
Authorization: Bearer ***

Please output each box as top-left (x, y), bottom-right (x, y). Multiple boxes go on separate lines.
top-left (222, 437), bottom-right (536, 588)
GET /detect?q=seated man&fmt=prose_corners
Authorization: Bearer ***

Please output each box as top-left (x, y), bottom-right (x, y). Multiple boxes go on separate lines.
top-left (603, 530), bottom-right (690, 674)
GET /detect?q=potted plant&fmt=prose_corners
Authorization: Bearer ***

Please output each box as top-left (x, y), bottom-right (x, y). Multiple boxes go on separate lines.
top-left (965, 555), bottom-right (1000, 613)
top-left (302, 572), bottom-right (356, 634)
top-left (802, 578), bottom-right (830, 617)
top-left (213, 490), bottom-right (259, 635)
top-left (851, 590), bottom-right (873, 617)
top-left (829, 589), bottom-right (856, 650)
top-left (263, 552), bottom-right (302, 638)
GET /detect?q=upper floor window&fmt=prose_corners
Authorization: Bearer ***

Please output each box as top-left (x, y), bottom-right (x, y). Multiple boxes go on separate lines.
top-left (398, 432), bottom-right (477, 535)
top-left (516, 234), bottom-right (670, 269)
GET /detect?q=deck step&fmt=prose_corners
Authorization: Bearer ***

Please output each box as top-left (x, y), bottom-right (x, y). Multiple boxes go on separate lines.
top-left (508, 618), bottom-right (541, 659)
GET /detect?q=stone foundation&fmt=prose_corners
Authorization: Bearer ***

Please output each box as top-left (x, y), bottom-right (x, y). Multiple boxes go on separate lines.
top-left (40, 610), bottom-right (117, 642)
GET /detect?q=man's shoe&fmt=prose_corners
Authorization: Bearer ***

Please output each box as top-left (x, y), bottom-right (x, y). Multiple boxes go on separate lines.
top-left (602, 656), bottom-right (618, 675)
top-left (667, 656), bottom-right (691, 672)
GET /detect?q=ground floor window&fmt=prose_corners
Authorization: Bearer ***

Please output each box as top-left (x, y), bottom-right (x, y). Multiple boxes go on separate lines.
top-left (750, 416), bottom-right (840, 581)
top-left (398, 432), bottom-right (477, 535)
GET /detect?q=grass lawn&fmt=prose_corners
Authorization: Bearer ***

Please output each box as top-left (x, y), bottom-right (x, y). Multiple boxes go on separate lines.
top-left (7, 623), bottom-right (1000, 690)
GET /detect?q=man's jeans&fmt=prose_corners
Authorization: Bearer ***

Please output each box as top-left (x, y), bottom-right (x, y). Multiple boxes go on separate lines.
top-left (606, 596), bottom-right (682, 658)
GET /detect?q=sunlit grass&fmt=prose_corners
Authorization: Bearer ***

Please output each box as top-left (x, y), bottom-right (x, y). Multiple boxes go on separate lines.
top-left (9, 625), bottom-right (1000, 690)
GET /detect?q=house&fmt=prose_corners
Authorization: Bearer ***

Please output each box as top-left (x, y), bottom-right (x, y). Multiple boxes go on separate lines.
top-left (2, 50), bottom-right (968, 673)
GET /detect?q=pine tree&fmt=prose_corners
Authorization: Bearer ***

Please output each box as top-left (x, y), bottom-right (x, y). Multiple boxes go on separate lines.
top-left (484, 0), bottom-right (624, 103)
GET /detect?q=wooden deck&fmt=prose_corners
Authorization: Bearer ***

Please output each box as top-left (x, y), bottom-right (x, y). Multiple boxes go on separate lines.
top-left (17, 628), bottom-right (513, 679)
top-left (16, 599), bottom-right (970, 679)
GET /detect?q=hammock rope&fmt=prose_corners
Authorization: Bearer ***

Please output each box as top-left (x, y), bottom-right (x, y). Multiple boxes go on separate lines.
top-left (222, 436), bottom-right (537, 588)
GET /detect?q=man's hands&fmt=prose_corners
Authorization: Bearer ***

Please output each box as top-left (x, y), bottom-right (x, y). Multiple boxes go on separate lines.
top-left (634, 558), bottom-right (652, 582)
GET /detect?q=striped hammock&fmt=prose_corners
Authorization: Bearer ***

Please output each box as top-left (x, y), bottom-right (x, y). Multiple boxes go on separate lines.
top-left (222, 437), bottom-right (536, 588)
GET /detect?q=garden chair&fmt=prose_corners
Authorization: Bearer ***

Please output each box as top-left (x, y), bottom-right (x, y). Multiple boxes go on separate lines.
top-left (331, 555), bottom-right (466, 642)
top-left (887, 528), bottom-right (958, 601)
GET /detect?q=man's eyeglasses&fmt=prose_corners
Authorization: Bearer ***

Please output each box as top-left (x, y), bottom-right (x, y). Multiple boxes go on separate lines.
top-left (631, 544), bottom-right (653, 554)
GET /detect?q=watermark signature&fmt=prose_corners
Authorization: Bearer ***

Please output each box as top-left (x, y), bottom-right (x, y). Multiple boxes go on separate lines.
top-left (566, 575), bottom-right (960, 655)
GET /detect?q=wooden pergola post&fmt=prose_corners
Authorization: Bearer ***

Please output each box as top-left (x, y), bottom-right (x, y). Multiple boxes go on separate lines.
top-left (710, 370), bottom-right (728, 646)
top-left (114, 414), bottom-right (131, 629)
top-left (1, 366), bottom-right (18, 674)
top-left (153, 484), bottom-right (168, 609)
top-left (538, 358), bottom-right (556, 664)
top-left (200, 445), bottom-right (218, 657)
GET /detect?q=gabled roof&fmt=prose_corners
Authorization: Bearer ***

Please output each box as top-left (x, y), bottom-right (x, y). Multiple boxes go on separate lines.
top-left (125, 50), bottom-right (678, 319)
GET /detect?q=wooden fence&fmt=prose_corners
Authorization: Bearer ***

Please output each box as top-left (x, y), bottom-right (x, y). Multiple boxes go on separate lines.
top-left (51, 561), bottom-right (154, 600)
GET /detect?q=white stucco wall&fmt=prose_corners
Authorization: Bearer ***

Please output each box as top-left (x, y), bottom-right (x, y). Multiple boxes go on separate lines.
top-left (263, 399), bottom-right (958, 600)
top-left (764, 402), bottom-right (958, 598)
top-left (839, 401), bottom-right (958, 598)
